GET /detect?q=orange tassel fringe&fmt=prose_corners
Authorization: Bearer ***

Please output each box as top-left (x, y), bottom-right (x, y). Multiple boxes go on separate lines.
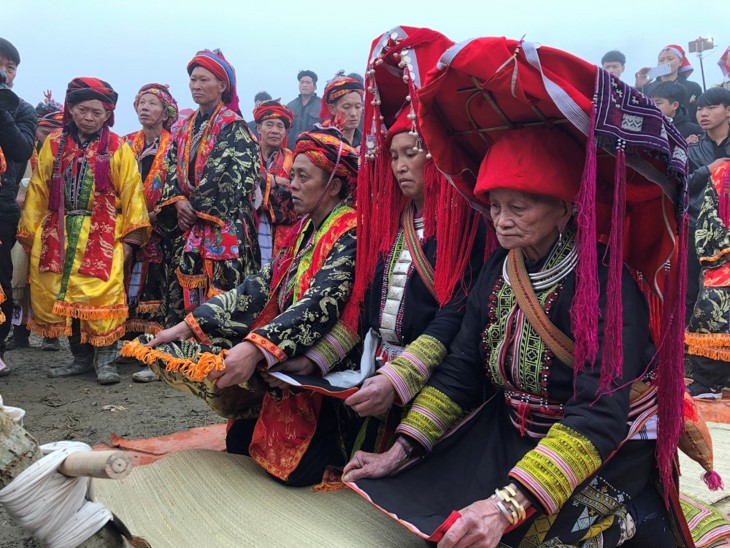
top-left (82, 324), bottom-right (126, 347)
top-left (135, 301), bottom-right (161, 314)
top-left (120, 339), bottom-right (227, 381)
top-left (176, 268), bottom-right (208, 289)
top-left (28, 320), bottom-right (73, 339)
top-left (52, 301), bottom-right (128, 321)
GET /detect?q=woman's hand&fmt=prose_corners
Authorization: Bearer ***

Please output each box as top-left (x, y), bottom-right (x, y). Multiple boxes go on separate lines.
top-left (437, 497), bottom-right (511, 548)
top-left (146, 322), bottom-right (193, 348)
top-left (634, 67), bottom-right (651, 88)
top-left (344, 374), bottom-right (396, 417)
top-left (175, 199), bottom-right (197, 231)
top-left (261, 356), bottom-right (318, 389)
top-left (342, 439), bottom-right (411, 482)
top-left (209, 341), bottom-right (263, 389)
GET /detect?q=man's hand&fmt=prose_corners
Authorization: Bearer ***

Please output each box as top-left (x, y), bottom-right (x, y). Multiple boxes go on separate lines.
top-left (146, 321), bottom-right (193, 348)
top-left (209, 341), bottom-right (263, 389)
top-left (175, 199), bottom-right (197, 231)
top-left (342, 439), bottom-right (410, 483)
top-left (709, 157), bottom-right (730, 172)
top-left (262, 356), bottom-right (318, 389)
top-left (344, 374), bottom-right (396, 417)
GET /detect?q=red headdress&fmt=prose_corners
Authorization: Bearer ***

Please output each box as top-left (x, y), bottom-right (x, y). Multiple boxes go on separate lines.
top-left (253, 100), bottom-right (294, 130)
top-left (417, 37), bottom-right (688, 500)
top-left (662, 44), bottom-right (694, 76)
top-left (134, 83), bottom-right (179, 130)
top-left (319, 71), bottom-right (365, 122)
top-left (292, 127), bottom-right (359, 195)
top-left (187, 49), bottom-right (240, 114)
top-left (342, 26), bottom-right (482, 330)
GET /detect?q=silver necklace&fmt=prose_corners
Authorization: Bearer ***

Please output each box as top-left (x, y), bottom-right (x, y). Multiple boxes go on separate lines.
top-left (502, 245), bottom-right (578, 290)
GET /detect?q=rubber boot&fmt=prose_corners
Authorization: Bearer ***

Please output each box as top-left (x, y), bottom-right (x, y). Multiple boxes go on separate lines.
top-left (48, 331), bottom-right (94, 378)
top-left (95, 342), bottom-right (121, 385)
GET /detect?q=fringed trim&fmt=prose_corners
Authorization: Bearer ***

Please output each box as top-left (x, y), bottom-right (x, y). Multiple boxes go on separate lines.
top-left (81, 324), bottom-right (126, 347)
top-left (176, 268), bottom-right (208, 289)
top-left (120, 339), bottom-right (228, 382)
top-left (27, 319), bottom-right (72, 339)
top-left (685, 331), bottom-right (730, 348)
top-left (52, 301), bottom-right (128, 321)
top-left (125, 319), bottom-right (162, 335)
top-left (196, 211), bottom-right (225, 228)
top-left (686, 344), bottom-right (730, 363)
top-left (135, 300), bottom-right (161, 314)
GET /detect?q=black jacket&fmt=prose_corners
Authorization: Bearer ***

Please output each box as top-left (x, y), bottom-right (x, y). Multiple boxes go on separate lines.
top-left (688, 133), bottom-right (730, 224)
top-left (0, 97), bottom-right (36, 224)
top-left (643, 75), bottom-right (703, 121)
top-left (286, 94), bottom-right (322, 149)
top-left (671, 107), bottom-right (702, 140)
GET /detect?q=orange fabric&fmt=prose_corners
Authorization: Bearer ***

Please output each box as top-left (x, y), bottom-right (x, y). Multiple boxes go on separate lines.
top-left (248, 391), bottom-right (322, 481)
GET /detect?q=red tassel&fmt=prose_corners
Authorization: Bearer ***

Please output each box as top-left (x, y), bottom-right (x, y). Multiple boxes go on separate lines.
top-left (570, 105), bottom-right (600, 378)
top-left (599, 145), bottom-right (626, 393)
top-left (703, 470), bottom-right (724, 491)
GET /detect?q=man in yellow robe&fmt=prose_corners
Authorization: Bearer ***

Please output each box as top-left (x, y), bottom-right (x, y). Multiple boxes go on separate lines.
top-left (17, 78), bottom-right (150, 384)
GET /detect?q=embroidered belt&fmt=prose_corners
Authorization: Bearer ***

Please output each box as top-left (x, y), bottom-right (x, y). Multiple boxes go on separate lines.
top-left (375, 340), bottom-right (405, 368)
top-left (66, 208), bottom-right (122, 216)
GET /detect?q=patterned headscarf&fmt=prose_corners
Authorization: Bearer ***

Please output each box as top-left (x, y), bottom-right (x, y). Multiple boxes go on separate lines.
top-left (64, 77), bottom-right (118, 126)
top-left (293, 128), bottom-right (359, 194)
top-left (38, 111), bottom-right (64, 129)
top-left (134, 83), bottom-right (179, 130)
top-left (319, 71), bottom-right (364, 120)
top-left (661, 44), bottom-right (693, 76)
top-left (187, 49), bottom-right (240, 114)
top-left (253, 100), bottom-right (294, 129)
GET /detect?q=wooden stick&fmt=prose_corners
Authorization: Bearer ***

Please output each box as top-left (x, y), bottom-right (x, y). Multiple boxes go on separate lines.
top-left (59, 451), bottom-right (132, 480)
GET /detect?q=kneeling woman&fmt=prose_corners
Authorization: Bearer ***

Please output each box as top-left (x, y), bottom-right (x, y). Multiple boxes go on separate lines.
top-left (123, 128), bottom-right (359, 486)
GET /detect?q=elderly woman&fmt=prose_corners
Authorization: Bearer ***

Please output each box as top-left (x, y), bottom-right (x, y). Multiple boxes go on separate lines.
top-left (122, 127), bottom-right (360, 486)
top-left (158, 49), bottom-right (260, 327)
top-left (288, 27), bottom-right (485, 454)
top-left (17, 78), bottom-right (150, 385)
top-left (342, 38), bottom-right (700, 547)
top-left (320, 71), bottom-right (364, 147)
top-left (121, 83), bottom-right (178, 381)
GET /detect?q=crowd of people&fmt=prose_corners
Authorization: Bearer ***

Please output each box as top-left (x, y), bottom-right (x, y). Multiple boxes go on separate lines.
top-left (1, 29), bottom-right (730, 547)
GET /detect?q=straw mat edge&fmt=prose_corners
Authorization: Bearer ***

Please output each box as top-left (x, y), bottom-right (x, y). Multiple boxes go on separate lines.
top-left (93, 449), bottom-right (420, 547)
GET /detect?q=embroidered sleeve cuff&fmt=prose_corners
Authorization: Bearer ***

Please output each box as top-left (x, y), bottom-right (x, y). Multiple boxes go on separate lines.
top-left (378, 335), bottom-right (446, 405)
top-left (395, 386), bottom-right (464, 452)
top-left (196, 211), bottom-right (226, 227)
top-left (156, 195), bottom-right (186, 212)
top-left (245, 332), bottom-right (287, 366)
top-left (184, 314), bottom-right (212, 345)
top-left (508, 423), bottom-right (602, 515)
top-left (304, 321), bottom-right (359, 375)
top-left (699, 247), bottom-right (730, 266)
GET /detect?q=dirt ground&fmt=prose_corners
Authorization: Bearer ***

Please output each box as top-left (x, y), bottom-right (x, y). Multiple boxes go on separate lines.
top-left (0, 334), bottom-right (223, 547)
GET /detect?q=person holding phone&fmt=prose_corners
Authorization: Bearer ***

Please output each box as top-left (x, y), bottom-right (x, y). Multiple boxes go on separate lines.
top-left (635, 44), bottom-right (703, 120)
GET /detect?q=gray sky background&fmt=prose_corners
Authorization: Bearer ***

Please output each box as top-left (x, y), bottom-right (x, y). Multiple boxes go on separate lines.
top-left (5, 0), bottom-right (727, 135)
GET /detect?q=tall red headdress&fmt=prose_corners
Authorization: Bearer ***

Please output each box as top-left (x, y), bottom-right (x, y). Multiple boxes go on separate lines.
top-left (343, 26), bottom-right (483, 330)
top-left (417, 37), bottom-right (689, 500)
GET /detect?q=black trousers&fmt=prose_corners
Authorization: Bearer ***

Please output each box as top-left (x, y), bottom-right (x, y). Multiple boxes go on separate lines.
top-left (0, 220), bottom-right (17, 351)
top-left (690, 354), bottom-right (730, 388)
top-left (226, 397), bottom-right (344, 487)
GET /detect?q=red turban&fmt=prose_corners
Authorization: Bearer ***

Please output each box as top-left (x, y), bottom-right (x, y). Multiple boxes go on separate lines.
top-left (253, 100), bottom-right (294, 129)
top-left (64, 77), bottom-right (118, 126)
top-left (187, 49), bottom-right (240, 113)
top-left (293, 128), bottom-right (359, 193)
top-left (134, 83), bottom-right (179, 130)
top-left (320, 72), bottom-right (364, 120)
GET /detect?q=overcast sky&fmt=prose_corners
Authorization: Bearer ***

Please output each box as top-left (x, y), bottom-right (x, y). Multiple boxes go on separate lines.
top-left (5, 0), bottom-right (726, 134)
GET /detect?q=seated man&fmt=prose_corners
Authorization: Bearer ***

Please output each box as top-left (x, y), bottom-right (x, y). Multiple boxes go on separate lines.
top-left (122, 127), bottom-right (359, 486)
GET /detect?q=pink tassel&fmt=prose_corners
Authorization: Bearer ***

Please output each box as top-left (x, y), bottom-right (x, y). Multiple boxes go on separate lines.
top-left (570, 105), bottom-right (600, 378)
top-left (599, 145), bottom-right (626, 393)
top-left (703, 470), bottom-right (724, 491)
top-left (656, 212), bottom-right (689, 504)
top-left (94, 127), bottom-right (111, 193)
